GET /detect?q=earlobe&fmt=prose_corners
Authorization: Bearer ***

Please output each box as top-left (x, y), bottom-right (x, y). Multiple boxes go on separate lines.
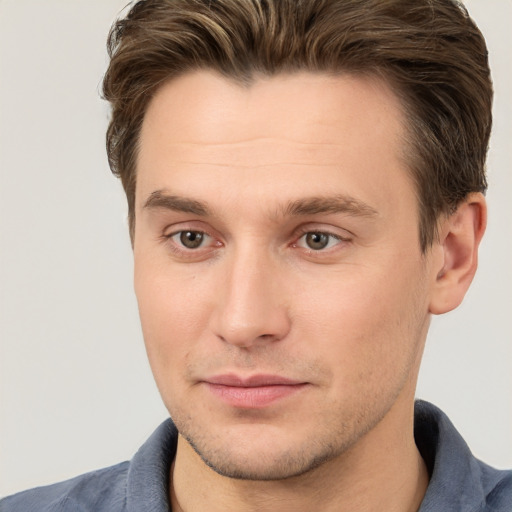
top-left (429, 193), bottom-right (487, 315)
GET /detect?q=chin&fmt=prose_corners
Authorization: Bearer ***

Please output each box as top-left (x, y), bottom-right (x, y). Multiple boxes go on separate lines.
top-left (180, 421), bottom-right (345, 481)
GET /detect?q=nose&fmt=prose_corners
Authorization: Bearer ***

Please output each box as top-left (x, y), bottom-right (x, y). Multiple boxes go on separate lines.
top-left (210, 247), bottom-right (291, 348)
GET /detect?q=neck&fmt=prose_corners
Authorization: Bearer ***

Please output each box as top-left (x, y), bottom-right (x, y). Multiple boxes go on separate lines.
top-left (170, 397), bottom-right (429, 512)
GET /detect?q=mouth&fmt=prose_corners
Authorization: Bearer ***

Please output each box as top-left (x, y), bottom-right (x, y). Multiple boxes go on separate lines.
top-left (202, 374), bottom-right (308, 408)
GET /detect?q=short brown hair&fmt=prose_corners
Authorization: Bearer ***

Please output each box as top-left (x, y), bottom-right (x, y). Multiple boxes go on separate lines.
top-left (102, 0), bottom-right (492, 250)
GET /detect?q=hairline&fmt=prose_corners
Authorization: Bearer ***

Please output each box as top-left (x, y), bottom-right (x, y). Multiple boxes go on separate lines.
top-left (127, 67), bottom-right (430, 251)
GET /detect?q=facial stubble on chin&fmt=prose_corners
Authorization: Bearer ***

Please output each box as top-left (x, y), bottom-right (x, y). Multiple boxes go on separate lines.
top-left (181, 426), bottom-right (343, 481)
top-left (172, 401), bottom-right (393, 482)
top-left (167, 341), bottom-right (418, 481)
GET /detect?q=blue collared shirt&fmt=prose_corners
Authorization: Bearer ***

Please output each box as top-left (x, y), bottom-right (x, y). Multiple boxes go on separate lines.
top-left (2, 401), bottom-right (511, 511)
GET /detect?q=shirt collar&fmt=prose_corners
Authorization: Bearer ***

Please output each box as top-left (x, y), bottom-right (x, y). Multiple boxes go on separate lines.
top-left (127, 420), bottom-right (177, 512)
top-left (123, 401), bottom-right (492, 511)
top-left (415, 400), bottom-right (487, 511)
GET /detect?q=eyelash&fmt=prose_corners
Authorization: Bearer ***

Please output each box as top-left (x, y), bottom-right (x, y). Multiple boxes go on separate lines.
top-left (292, 227), bottom-right (350, 253)
top-left (163, 230), bottom-right (219, 256)
top-left (161, 226), bottom-right (351, 258)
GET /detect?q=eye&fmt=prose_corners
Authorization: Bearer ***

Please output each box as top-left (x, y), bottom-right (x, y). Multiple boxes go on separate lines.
top-left (297, 231), bottom-right (343, 251)
top-left (171, 230), bottom-right (210, 249)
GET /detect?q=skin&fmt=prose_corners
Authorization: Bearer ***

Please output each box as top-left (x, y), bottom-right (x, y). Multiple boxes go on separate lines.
top-left (133, 71), bottom-right (486, 511)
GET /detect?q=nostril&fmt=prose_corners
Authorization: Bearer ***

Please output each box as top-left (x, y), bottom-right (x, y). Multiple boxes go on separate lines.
top-left (258, 334), bottom-right (279, 342)
top-left (215, 331), bottom-right (283, 348)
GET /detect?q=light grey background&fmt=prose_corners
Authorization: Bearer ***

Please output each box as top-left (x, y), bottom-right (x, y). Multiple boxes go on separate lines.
top-left (0, 0), bottom-right (510, 498)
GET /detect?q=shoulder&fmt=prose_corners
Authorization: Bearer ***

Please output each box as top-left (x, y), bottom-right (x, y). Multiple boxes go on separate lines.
top-left (0, 419), bottom-right (178, 512)
top-left (0, 461), bottom-right (130, 512)
top-left (479, 461), bottom-right (512, 511)
top-left (415, 400), bottom-right (512, 512)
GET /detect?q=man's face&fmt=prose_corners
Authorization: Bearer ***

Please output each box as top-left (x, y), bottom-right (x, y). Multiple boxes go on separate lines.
top-left (134, 71), bottom-right (437, 479)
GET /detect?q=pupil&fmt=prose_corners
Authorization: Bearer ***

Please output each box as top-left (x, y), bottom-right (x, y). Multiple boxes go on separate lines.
top-left (180, 231), bottom-right (203, 249)
top-left (306, 232), bottom-right (328, 250)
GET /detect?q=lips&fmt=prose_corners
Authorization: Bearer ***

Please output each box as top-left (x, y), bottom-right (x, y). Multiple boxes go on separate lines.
top-left (202, 374), bottom-right (308, 408)
top-left (206, 374), bottom-right (303, 387)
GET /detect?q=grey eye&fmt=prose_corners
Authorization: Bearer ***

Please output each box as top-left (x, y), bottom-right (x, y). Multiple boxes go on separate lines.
top-left (179, 231), bottom-right (205, 249)
top-left (305, 232), bottom-right (330, 250)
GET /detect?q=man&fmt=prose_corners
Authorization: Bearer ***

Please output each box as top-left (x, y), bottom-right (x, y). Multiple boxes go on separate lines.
top-left (2, 0), bottom-right (511, 510)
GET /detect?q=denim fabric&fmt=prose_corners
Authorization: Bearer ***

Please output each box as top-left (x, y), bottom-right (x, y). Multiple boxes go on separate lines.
top-left (1, 401), bottom-right (511, 511)
top-left (0, 421), bottom-right (177, 512)
top-left (415, 401), bottom-right (512, 511)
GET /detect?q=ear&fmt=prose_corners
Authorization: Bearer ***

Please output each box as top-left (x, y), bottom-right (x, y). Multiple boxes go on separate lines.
top-left (429, 193), bottom-right (487, 315)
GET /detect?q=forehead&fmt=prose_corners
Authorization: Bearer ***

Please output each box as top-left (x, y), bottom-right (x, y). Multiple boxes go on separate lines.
top-left (140, 70), bottom-right (406, 149)
top-left (136, 70), bottom-right (414, 221)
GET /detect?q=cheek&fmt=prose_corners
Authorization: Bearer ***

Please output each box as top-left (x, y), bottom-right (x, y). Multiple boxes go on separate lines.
top-left (296, 263), bottom-right (429, 390)
top-left (134, 257), bottom-right (215, 389)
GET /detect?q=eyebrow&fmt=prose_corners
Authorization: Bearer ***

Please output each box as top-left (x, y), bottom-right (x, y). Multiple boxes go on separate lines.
top-left (143, 190), bottom-right (210, 216)
top-left (143, 190), bottom-right (378, 220)
top-left (282, 195), bottom-right (379, 219)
